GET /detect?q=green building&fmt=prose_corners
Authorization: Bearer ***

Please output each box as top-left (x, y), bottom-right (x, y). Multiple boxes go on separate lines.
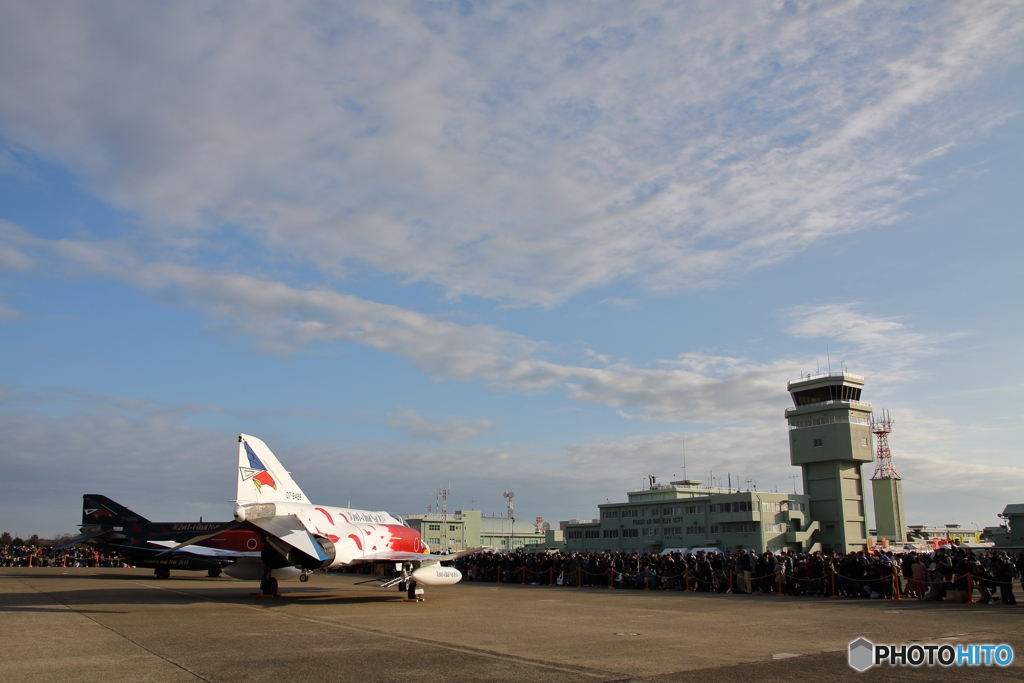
top-left (401, 510), bottom-right (555, 552)
top-left (562, 481), bottom-right (814, 554)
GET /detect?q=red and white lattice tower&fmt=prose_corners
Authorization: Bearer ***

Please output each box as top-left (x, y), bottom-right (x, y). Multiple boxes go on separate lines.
top-left (870, 409), bottom-right (900, 480)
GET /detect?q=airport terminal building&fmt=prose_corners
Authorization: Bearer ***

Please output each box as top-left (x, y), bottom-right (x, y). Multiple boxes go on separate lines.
top-left (563, 371), bottom-right (885, 555)
top-left (561, 482), bottom-right (812, 555)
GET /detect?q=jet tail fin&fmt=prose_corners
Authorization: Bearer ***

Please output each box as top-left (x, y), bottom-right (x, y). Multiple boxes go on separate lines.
top-left (236, 434), bottom-right (308, 505)
top-left (82, 494), bottom-right (151, 526)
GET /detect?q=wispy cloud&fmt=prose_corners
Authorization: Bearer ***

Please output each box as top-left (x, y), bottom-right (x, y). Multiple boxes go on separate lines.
top-left (19, 235), bottom-right (799, 423)
top-left (0, 2), bottom-right (1020, 305)
top-left (387, 407), bottom-right (495, 443)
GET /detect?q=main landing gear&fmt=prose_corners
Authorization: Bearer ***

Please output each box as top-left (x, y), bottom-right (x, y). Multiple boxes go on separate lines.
top-left (299, 571), bottom-right (310, 583)
top-left (260, 576), bottom-right (279, 597)
top-left (154, 568), bottom-right (170, 580)
top-left (208, 567), bottom-right (222, 578)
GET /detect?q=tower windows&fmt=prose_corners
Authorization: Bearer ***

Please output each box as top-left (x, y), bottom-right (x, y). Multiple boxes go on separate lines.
top-left (813, 438), bottom-right (823, 447)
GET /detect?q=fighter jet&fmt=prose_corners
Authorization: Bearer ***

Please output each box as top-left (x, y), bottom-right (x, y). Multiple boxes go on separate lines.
top-left (164, 434), bottom-right (484, 598)
top-left (58, 494), bottom-right (264, 579)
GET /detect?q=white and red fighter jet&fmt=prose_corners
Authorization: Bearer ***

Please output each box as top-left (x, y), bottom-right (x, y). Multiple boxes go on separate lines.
top-left (165, 434), bottom-right (483, 598)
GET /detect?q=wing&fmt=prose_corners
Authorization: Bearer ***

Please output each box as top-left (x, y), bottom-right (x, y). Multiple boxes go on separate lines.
top-left (356, 546), bottom-right (490, 564)
top-left (147, 540), bottom-right (261, 559)
top-left (248, 515), bottom-right (330, 562)
top-left (53, 529), bottom-right (109, 551)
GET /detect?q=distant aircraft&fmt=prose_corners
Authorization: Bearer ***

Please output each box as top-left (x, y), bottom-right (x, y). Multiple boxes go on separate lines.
top-left (164, 434), bottom-right (483, 598)
top-left (58, 494), bottom-right (268, 580)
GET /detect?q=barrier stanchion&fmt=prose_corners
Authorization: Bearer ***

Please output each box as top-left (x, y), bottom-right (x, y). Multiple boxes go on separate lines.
top-left (729, 570), bottom-right (734, 594)
top-left (521, 567), bottom-right (527, 584)
top-left (776, 569), bottom-right (784, 596)
top-left (549, 567), bottom-right (553, 586)
top-left (830, 569), bottom-right (837, 598)
top-left (684, 569), bottom-right (691, 592)
top-left (27, 553), bottom-right (33, 568)
top-left (577, 567), bottom-right (582, 588)
top-left (893, 572), bottom-right (902, 601)
top-left (609, 568), bottom-right (615, 589)
top-left (966, 573), bottom-right (976, 604)
top-left (644, 571), bottom-right (650, 591)
top-left (496, 567), bottom-right (501, 583)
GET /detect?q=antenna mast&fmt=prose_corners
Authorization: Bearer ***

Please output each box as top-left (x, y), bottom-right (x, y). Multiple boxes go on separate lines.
top-left (870, 410), bottom-right (900, 479)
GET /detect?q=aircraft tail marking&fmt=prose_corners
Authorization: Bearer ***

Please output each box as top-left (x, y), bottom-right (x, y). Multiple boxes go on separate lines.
top-left (81, 494), bottom-right (151, 526)
top-left (237, 434), bottom-right (307, 504)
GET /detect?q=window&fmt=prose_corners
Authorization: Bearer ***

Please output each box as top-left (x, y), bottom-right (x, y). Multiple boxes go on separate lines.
top-left (813, 438), bottom-right (823, 447)
top-left (851, 416), bottom-right (870, 425)
top-left (685, 505), bottom-right (705, 514)
top-left (584, 530), bottom-right (600, 539)
top-left (449, 525), bottom-right (457, 532)
top-left (621, 509), bottom-right (639, 518)
top-left (567, 530), bottom-right (583, 540)
top-left (734, 523), bottom-right (757, 533)
top-left (709, 525), bottom-right (719, 534)
top-left (428, 537), bottom-right (441, 544)
top-left (787, 502), bottom-right (806, 512)
top-left (861, 437), bottom-right (869, 446)
top-left (664, 526), bottom-right (682, 536)
top-left (428, 524), bottom-right (441, 531)
top-left (642, 528), bottom-right (659, 536)
top-left (709, 503), bottom-right (726, 513)
top-left (603, 529), bottom-right (619, 538)
top-left (685, 526), bottom-right (706, 535)
top-left (622, 528), bottom-right (639, 538)
top-left (764, 523), bottom-right (784, 533)
top-left (642, 508), bottom-right (651, 517)
top-left (825, 524), bottom-right (835, 534)
top-left (760, 502), bottom-right (781, 513)
top-left (602, 509), bottom-right (619, 518)
top-left (662, 506), bottom-right (681, 516)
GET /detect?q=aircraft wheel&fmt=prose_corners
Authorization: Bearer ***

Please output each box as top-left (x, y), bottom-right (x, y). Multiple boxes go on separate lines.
top-left (155, 568), bottom-right (170, 580)
top-left (208, 567), bottom-right (222, 578)
top-left (398, 581), bottom-right (406, 592)
top-left (299, 573), bottom-right (309, 583)
top-left (261, 577), bottom-right (278, 596)
top-left (406, 579), bottom-right (417, 601)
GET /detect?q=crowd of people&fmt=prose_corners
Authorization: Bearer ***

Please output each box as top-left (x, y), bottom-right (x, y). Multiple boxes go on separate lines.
top-left (0, 543), bottom-right (125, 568)
top-left (6, 537), bottom-right (1022, 606)
top-left (451, 546), bottom-right (1023, 604)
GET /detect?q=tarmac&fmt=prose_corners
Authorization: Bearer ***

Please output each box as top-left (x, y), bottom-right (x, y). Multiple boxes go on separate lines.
top-left (2, 567), bottom-right (1021, 683)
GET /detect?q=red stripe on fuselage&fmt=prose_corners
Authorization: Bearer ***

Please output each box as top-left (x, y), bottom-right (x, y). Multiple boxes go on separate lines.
top-left (316, 508), bottom-right (334, 525)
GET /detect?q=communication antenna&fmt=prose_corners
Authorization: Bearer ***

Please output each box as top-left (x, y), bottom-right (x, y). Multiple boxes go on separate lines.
top-left (870, 410), bottom-right (900, 479)
top-left (438, 485), bottom-right (451, 549)
top-left (503, 491), bottom-right (515, 552)
top-left (682, 437), bottom-right (687, 480)
top-left (789, 475), bottom-right (800, 494)
top-left (827, 344), bottom-right (831, 373)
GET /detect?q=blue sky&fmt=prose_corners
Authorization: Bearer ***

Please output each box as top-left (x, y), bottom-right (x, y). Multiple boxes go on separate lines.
top-left (1, 1), bottom-right (1021, 538)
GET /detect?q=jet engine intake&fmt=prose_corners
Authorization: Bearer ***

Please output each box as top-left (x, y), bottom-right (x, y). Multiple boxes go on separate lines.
top-left (286, 535), bottom-right (336, 570)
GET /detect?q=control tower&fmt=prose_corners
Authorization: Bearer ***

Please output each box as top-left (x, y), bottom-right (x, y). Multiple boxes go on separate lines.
top-left (786, 372), bottom-right (874, 553)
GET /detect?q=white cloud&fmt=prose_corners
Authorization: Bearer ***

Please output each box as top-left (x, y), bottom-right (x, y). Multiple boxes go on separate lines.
top-left (387, 407), bottom-right (495, 443)
top-left (786, 303), bottom-right (933, 353)
top-left (35, 236), bottom-right (803, 423)
top-left (0, 2), bottom-right (1020, 305)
